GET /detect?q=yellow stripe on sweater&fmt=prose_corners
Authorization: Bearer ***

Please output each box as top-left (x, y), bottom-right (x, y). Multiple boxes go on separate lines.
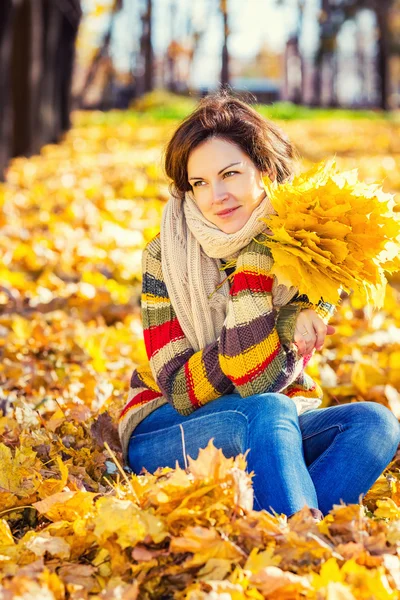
top-left (219, 334), bottom-right (281, 380)
top-left (187, 352), bottom-right (220, 404)
top-left (136, 364), bottom-right (161, 392)
top-left (234, 264), bottom-right (273, 277)
top-left (142, 293), bottom-right (170, 306)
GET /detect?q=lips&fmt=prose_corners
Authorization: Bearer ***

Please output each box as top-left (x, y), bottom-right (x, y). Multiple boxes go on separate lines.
top-left (216, 206), bottom-right (240, 216)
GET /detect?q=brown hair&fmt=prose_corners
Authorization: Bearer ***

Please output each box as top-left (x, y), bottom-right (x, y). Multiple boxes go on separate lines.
top-left (164, 88), bottom-right (298, 200)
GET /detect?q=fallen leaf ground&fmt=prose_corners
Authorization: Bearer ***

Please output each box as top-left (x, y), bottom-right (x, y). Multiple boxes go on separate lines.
top-left (0, 105), bottom-right (400, 599)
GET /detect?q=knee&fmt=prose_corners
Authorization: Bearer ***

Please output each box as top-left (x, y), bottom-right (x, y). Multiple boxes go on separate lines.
top-left (248, 392), bottom-right (298, 422)
top-left (357, 402), bottom-right (400, 458)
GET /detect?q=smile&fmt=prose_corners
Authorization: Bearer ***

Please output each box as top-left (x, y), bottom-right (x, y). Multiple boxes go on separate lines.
top-left (216, 206), bottom-right (240, 217)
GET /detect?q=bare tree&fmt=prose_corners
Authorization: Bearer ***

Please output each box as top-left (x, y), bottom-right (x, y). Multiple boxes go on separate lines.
top-left (0, 0), bottom-right (17, 175)
top-left (313, 0), bottom-right (395, 108)
top-left (140, 0), bottom-right (154, 94)
top-left (374, 0), bottom-right (392, 110)
top-left (75, 0), bottom-right (123, 108)
top-left (0, 0), bottom-right (82, 180)
top-left (220, 0), bottom-right (230, 86)
top-left (280, 0), bottom-right (397, 109)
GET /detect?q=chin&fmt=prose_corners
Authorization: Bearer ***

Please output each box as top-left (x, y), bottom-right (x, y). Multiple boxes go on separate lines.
top-left (220, 226), bottom-right (242, 234)
top-left (220, 219), bottom-right (247, 234)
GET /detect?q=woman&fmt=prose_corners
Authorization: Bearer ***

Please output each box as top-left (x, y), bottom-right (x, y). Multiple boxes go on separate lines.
top-left (118, 90), bottom-right (400, 521)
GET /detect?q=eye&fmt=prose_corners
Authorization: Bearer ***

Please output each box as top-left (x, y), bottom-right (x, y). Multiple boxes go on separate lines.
top-left (192, 171), bottom-right (238, 188)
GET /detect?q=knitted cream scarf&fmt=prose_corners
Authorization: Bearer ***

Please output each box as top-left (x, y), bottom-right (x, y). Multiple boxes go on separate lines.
top-left (160, 190), bottom-right (298, 352)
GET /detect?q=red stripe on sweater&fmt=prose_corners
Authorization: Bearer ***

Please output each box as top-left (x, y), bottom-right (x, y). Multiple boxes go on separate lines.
top-left (120, 389), bottom-right (162, 418)
top-left (231, 271), bottom-right (273, 296)
top-left (232, 343), bottom-right (281, 387)
top-left (143, 317), bottom-right (185, 355)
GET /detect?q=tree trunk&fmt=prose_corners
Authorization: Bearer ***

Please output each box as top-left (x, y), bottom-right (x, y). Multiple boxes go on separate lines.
top-left (375, 1), bottom-right (391, 110)
top-left (11, 0), bottom-right (40, 157)
top-left (1, 0), bottom-right (82, 181)
top-left (0, 0), bottom-right (16, 179)
top-left (40, 0), bottom-right (62, 147)
top-left (143, 0), bottom-right (153, 93)
top-left (312, 51), bottom-right (323, 106)
top-left (220, 2), bottom-right (229, 86)
top-left (58, 0), bottom-right (82, 131)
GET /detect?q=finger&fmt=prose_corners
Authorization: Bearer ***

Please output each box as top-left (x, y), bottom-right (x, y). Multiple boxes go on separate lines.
top-left (295, 332), bottom-right (316, 355)
top-left (294, 328), bottom-right (309, 355)
top-left (305, 338), bottom-right (317, 354)
top-left (293, 338), bottom-right (305, 355)
top-left (294, 327), bottom-right (315, 354)
top-left (293, 333), bottom-right (308, 355)
top-left (314, 324), bottom-right (327, 350)
top-left (327, 325), bottom-right (336, 335)
top-left (304, 326), bottom-right (317, 352)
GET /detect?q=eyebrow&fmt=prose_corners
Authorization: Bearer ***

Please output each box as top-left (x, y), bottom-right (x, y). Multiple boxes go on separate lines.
top-left (188, 161), bottom-right (243, 181)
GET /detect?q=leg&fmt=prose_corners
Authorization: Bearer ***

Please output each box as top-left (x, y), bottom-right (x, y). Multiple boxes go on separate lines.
top-left (299, 402), bottom-right (400, 515)
top-left (128, 392), bottom-right (319, 517)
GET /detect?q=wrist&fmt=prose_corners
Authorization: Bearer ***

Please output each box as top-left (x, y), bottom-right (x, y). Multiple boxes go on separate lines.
top-left (276, 304), bottom-right (306, 347)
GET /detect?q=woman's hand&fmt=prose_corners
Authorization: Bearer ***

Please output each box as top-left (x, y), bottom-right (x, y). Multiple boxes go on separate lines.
top-left (293, 308), bottom-right (336, 355)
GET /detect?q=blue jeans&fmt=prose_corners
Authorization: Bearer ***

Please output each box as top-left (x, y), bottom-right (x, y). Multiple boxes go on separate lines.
top-left (127, 393), bottom-right (400, 517)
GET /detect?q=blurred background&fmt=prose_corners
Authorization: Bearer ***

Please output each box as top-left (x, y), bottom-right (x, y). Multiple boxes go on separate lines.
top-left (1, 1), bottom-right (400, 509)
top-left (1, 0), bottom-right (400, 178)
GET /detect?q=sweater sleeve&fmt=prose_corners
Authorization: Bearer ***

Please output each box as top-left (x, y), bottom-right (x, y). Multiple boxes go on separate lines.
top-left (141, 233), bottom-right (335, 414)
top-left (275, 293), bottom-right (336, 346)
top-left (141, 235), bottom-right (235, 416)
top-left (217, 236), bottom-right (320, 397)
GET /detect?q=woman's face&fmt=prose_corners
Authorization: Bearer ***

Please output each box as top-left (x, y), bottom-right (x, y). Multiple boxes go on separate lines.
top-left (187, 137), bottom-right (270, 234)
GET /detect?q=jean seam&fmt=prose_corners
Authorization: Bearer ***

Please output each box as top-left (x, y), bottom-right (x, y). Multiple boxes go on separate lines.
top-left (230, 409), bottom-right (264, 511)
top-left (301, 423), bottom-right (344, 441)
top-left (179, 424), bottom-right (189, 469)
top-left (307, 425), bottom-right (344, 476)
top-left (223, 410), bottom-right (250, 457)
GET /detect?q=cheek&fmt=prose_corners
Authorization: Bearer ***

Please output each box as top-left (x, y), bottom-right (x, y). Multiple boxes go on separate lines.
top-left (249, 180), bottom-right (265, 206)
top-left (242, 189), bottom-right (263, 211)
top-left (239, 175), bottom-right (263, 202)
top-left (194, 193), bottom-right (213, 214)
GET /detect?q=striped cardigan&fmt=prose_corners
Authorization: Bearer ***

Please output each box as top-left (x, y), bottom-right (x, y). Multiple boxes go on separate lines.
top-left (118, 233), bottom-right (336, 462)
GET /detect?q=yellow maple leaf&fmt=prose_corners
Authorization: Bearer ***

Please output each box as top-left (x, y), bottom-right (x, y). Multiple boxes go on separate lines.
top-left (0, 519), bottom-right (15, 546)
top-left (0, 443), bottom-right (42, 498)
top-left (93, 496), bottom-right (167, 548)
top-left (170, 525), bottom-right (244, 566)
top-left (37, 455), bottom-right (69, 499)
top-left (244, 546), bottom-right (282, 573)
top-left (186, 438), bottom-right (237, 482)
top-left (374, 498), bottom-right (400, 521)
top-left (261, 159), bottom-right (400, 308)
top-left (341, 560), bottom-right (397, 599)
top-left (32, 490), bottom-right (97, 522)
top-left (311, 557), bottom-right (345, 589)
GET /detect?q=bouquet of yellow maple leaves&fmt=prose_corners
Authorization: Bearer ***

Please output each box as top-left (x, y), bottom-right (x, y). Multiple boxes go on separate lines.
top-left (260, 158), bottom-right (400, 308)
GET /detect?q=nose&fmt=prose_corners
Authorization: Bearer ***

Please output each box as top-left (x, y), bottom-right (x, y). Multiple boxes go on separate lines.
top-left (211, 180), bottom-right (229, 204)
